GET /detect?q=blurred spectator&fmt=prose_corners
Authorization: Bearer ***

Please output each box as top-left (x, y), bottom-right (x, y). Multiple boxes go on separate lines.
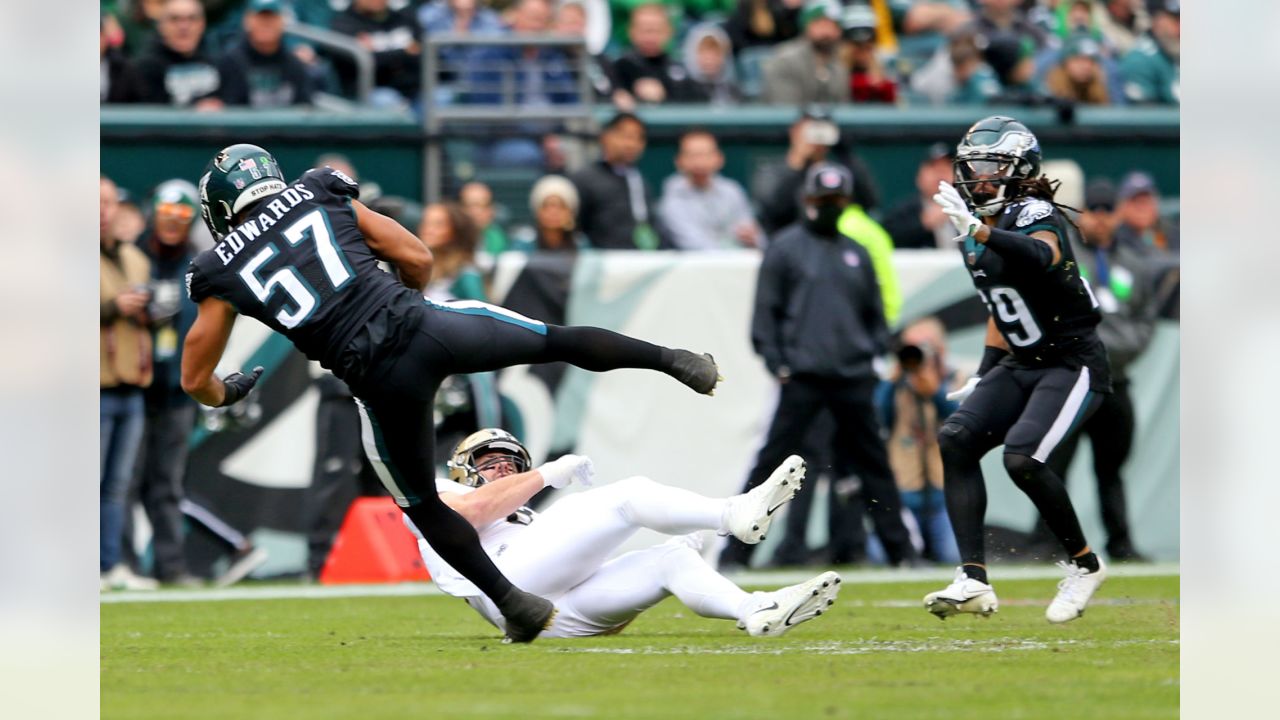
top-left (1094, 0), bottom-right (1150, 55)
top-left (908, 27), bottom-right (1001, 105)
top-left (613, 4), bottom-right (706, 104)
top-left (1044, 31), bottom-right (1111, 105)
top-left (1052, 0), bottom-right (1102, 40)
top-left (890, 0), bottom-right (972, 37)
top-left (837, 175), bottom-right (901, 327)
top-left (134, 0), bottom-right (224, 109)
top-left (100, 175), bottom-right (157, 591)
top-left (1040, 177), bottom-right (1156, 561)
top-left (980, 30), bottom-right (1039, 98)
top-left (555, 0), bottom-right (624, 105)
top-left (113, 190), bottom-right (148, 245)
top-left (1119, 0), bottom-right (1178, 104)
top-left (129, 180), bottom-right (203, 586)
top-left (842, 3), bottom-right (897, 104)
top-left (569, 112), bottom-right (672, 249)
top-left (102, 12), bottom-right (143, 103)
top-left (658, 130), bottom-right (762, 250)
top-left (216, 0), bottom-right (314, 107)
top-left (724, 0), bottom-right (803, 54)
top-left (420, 202), bottom-right (487, 301)
top-left (873, 316), bottom-right (962, 564)
top-left (1113, 170), bottom-right (1178, 254)
top-left (528, 174), bottom-right (587, 251)
top-left (419, 0), bottom-right (505, 92)
top-left (720, 163), bottom-right (915, 570)
top-left (761, 0), bottom-right (849, 105)
top-left (116, 0), bottom-right (167, 57)
top-left (752, 107), bottom-right (880, 235)
top-left (969, 0), bottom-right (1049, 82)
top-left (683, 23), bottom-right (743, 105)
top-left (606, 0), bottom-right (686, 51)
top-left (464, 0), bottom-right (578, 105)
top-left (331, 0), bottom-right (422, 106)
top-left (881, 142), bottom-right (956, 250)
top-left (460, 181), bottom-right (512, 256)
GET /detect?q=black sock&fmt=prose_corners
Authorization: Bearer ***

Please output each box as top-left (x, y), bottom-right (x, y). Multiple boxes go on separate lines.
top-left (962, 564), bottom-right (989, 584)
top-left (1072, 551), bottom-right (1100, 573)
top-left (543, 325), bottom-right (667, 371)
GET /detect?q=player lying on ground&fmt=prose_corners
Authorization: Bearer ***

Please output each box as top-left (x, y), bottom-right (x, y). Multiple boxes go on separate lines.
top-left (923, 115), bottom-right (1110, 624)
top-left (179, 144), bottom-right (722, 642)
top-left (406, 429), bottom-right (842, 639)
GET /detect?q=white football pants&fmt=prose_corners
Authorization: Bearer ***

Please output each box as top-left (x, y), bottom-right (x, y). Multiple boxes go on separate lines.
top-left (466, 476), bottom-right (757, 637)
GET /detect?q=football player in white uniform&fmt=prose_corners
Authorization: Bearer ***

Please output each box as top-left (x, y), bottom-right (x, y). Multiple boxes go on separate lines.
top-left (406, 429), bottom-right (842, 640)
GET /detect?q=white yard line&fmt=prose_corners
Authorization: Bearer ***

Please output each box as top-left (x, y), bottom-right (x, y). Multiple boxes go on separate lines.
top-left (100, 562), bottom-right (1179, 605)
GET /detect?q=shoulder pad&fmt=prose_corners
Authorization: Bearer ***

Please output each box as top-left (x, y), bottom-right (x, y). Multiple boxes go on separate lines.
top-left (302, 166), bottom-right (360, 200)
top-left (1012, 198), bottom-right (1056, 228)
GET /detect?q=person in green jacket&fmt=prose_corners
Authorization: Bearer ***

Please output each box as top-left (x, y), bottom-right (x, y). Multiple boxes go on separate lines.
top-left (839, 203), bottom-right (902, 328)
top-left (1119, 1), bottom-right (1178, 105)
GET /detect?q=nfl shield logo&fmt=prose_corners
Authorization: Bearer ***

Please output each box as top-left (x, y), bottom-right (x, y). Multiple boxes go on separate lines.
top-left (233, 178), bottom-right (246, 189)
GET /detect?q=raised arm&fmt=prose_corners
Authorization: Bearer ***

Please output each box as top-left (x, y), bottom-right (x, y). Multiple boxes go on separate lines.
top-left (440, 455), bottom-right (594, 528)
top-left (352, 199), bottom-right (433, 291)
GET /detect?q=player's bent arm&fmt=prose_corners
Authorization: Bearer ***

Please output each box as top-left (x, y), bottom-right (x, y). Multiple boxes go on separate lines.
top-left (439, 470), bottom-right (548, 527)
top-left (180, 297), bottom-right (239, 406)
top-left (352, 199), bottom-right (433, 291)
top-left (973, 225), bottom-right (1061, 268)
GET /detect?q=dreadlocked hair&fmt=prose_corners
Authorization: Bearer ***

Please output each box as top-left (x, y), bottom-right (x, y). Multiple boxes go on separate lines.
top-left (1016, 176), bottom-right (1082, 215)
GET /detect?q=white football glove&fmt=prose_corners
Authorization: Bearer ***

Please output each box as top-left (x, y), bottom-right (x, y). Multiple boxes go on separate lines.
top-left (946, 375), bottom-right (981, 403)
top-left (933, 181), bottom-right (981, 238)
top-left (539, 454), bottom-right (595, 489)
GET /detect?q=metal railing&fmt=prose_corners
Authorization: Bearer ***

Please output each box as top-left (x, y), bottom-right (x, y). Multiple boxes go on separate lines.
top-left (420, 33), bottom-right (597, 202)
top-left (284, 22), bottom-right (375, 106)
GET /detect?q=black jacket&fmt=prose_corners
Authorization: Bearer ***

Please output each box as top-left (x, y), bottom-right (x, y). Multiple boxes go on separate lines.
top-left (612, 52), bottom-right (708, 103)
top-left (752, 153), bottom-right (881, 236)
top-left (752, 222), bottom-right (888, 379)
top-left (568, 160), bottom-right (673, 250)
top-left (217, 41), bottom-right (314, 107)
top-left (102, 48), bottom-right (142, 103)
top-left (330, 7), bottom-right (421, 99)
top-left (134, 39), bottom-right (222, 106)
top-left (880, 196), bottom-right (934, 250)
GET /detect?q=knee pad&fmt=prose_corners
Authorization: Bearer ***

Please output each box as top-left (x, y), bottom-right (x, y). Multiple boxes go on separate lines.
top-left (1003, 453), bottom-right (1043, 483)
top-left (937, 422), bottom-right (979, 463)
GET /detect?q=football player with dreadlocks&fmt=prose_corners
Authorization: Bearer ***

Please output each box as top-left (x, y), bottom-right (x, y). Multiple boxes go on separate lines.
top-left (404, 429), bottom-right (841, 639)
top-left (923, 116), bottom-right (1111, 624)
top-left (179, 144), bottom-right (722, 642)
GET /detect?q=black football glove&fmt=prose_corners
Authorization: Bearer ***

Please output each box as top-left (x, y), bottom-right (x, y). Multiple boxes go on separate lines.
top-left (219, 366), bottom-right (264, 407)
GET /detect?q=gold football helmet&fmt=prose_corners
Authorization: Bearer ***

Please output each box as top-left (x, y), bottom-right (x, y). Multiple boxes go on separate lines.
top-left (448, 428), bottom-right (532, 487)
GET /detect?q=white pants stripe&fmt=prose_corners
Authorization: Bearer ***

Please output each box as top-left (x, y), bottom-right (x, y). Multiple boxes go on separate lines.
top-left (1032, 366), bottom-right (1091, 463)
top-left (354, 398), bottom-right (411, 507)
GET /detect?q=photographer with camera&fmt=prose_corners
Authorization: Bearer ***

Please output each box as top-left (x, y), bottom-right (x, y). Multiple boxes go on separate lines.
top-left (873, 317), bottom-right (962, 565)
top-left (751, 106), bottom-right (880, 237)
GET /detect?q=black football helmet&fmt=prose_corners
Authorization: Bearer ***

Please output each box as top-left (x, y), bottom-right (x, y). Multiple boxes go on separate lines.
top-left (953, 115), bottom-right (1042, 216)
top-left (198, 143), bottom-right (287, 240)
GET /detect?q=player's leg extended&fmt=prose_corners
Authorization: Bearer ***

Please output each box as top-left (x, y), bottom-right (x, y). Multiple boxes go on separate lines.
top-left (1003, 366), bottom-right (1108, 623)
top-left (354, 389), bottom-right (553, 641)
top-left (419, 298), bottom-right (721, 394)
top-left (720, 378), bottom-right (824, 567)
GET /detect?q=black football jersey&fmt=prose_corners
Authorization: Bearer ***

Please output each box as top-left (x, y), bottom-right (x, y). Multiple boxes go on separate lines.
top-left (960, 197), bottom-right (1105, 368)
top-left (186, 167), bottom-right (411, 369)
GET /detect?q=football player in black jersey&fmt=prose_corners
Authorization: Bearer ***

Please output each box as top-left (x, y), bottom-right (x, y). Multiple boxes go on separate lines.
top-left (920, 116), bottom-right (1111, 624)
top-left (179, 144), bottom-right (721, 642)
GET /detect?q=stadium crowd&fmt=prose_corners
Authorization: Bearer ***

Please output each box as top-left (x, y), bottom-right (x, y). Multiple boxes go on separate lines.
top-left (101, 0), bottom-right (1179, 110)
top-left (100, 0), bottom-right (1180, 588)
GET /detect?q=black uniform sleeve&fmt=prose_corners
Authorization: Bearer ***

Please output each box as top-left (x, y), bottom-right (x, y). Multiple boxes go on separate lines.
top-left (988, 198), bottom-right (1061, 271)
top-left (303, 166), bottom-right (361, 200)
top-left (185, 260), bottom-right (216, 303)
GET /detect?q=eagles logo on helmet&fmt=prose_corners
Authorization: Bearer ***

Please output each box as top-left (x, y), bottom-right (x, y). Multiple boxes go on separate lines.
top-left (952, 115), bottom-right (1043, 217)
top-left (448, 429), bottom-right (532, 487)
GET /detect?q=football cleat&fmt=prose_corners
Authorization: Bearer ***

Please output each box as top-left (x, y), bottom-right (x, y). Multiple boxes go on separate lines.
top-left (723, 455), bottom-right (805, 544)
top-left (1045, 557), bottom-right (1107, 624)
top-left (924, 567), bottom-right (999, 619)
top-left (500, 591), bottom-right (557, 644)
top-left (743, 571), bottom-right (842, 637)
top-left (670, 350), bottom-right (722, 395)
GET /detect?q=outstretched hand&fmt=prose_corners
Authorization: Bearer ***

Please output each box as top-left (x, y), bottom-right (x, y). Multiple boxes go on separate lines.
top-left (219, 366), bottom-right (264, 407)
top-left (540, 454), bottom-right (595, 489)
top-left (933, 181), bottom-right (981, 238)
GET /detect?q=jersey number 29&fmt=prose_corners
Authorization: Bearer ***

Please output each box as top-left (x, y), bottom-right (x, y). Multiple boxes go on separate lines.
top-left (977, 286), bottom-right (1042, 347)
top-left (238, 209), bottom-right (353, 329)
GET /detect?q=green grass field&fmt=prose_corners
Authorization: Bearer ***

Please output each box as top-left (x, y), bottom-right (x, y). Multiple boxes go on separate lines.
top-left (101, 571), bottom-right (1178, 720)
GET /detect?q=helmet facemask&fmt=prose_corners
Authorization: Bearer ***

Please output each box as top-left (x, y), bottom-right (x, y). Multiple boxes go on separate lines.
top-left (447, 429), bottom-right (532, 487)
top-left (954, 154), bottom-right (1028, 217)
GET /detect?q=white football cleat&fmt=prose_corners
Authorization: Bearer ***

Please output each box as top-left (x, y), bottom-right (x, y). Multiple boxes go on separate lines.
top-left (743, 571), bottom-right (841, 637)
top-left (924, 567), bottom-right (999, 619)
top-left (1046, 557), bottom-right (1107, 624)
top-left (723, 455), bottom-right (805, 544)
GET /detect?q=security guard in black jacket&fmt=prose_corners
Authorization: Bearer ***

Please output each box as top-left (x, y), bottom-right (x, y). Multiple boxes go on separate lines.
top-left (720, 163), bottom-right (916, 569)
